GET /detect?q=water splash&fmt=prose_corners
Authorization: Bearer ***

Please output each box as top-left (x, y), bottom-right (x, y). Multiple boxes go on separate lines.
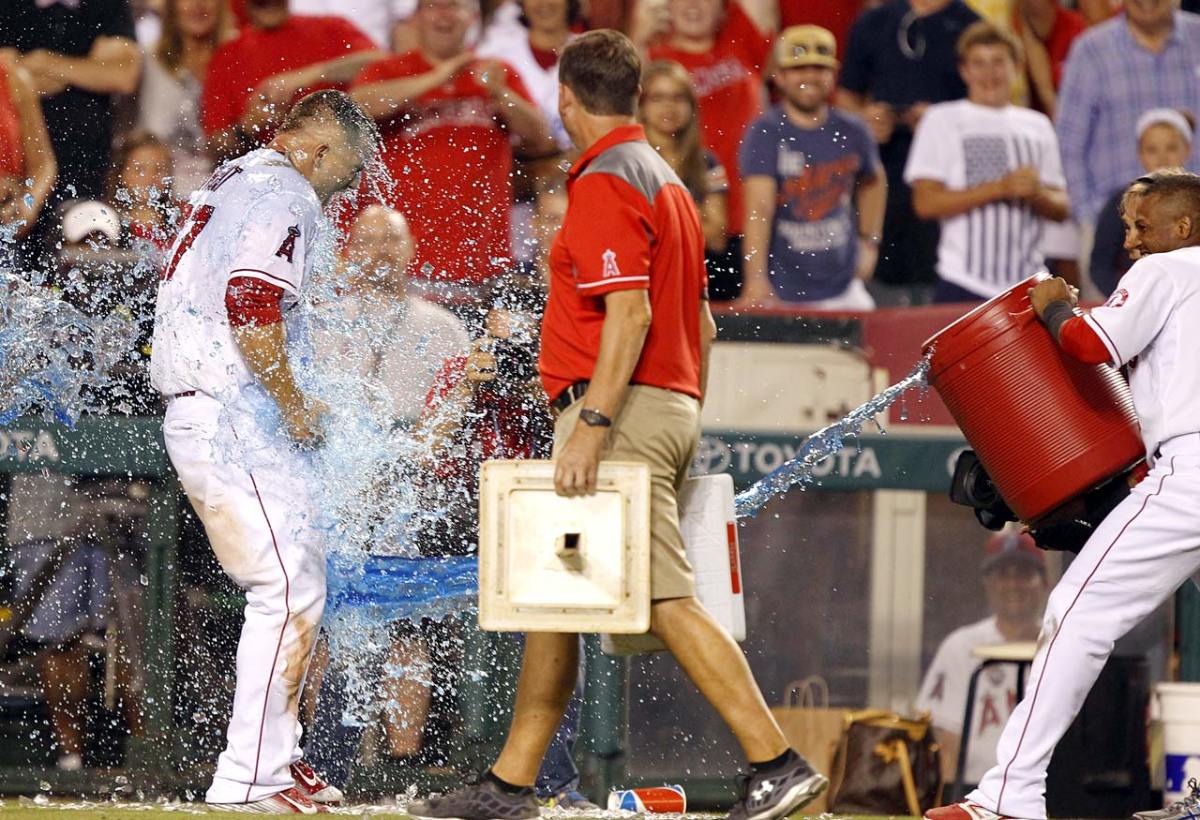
top-left (733, 354), bottom-right (932, 518)
top-left (0, 272), bottom-right (137, 426)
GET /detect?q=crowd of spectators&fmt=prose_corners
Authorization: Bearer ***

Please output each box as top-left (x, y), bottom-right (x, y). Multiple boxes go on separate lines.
top-left (1, 0), bottom-right (1199, 314)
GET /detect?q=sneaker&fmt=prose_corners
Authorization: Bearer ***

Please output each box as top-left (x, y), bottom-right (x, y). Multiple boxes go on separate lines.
top-left (209, 786), bottom-right (327, 814)
top-left (924, 801), bottom-right (1014, 820)
top-left (290, 759), bottom-right (343, 805)
top-left (726, 752), bottom-right (829, 820)
top-left (408, 779), bottom-right (540, 820)
top-left (1133, 778), bottom-right (1200, 820)
top-left (542, 789), bottom-right (600, 811)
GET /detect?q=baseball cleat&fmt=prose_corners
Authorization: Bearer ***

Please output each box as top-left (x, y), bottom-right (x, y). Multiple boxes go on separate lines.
top-left (924, 801), bottom-right (1014, 820)
top-left (208, 786), bottom-right (327, 813)
top-left (290, 759), bottom-right (343, 805)
top-left (726, 752), bottom-right (829, 820)
top-left (1133, 777), bottom-right (1200, 819)
top-left (407, 778), bottom-right (540, 820)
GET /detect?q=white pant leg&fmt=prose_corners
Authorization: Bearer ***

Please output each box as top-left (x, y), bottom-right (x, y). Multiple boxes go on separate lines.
top-left (163, 398), bottom-right (326, 804)
top-left (805, 278), bottom-right (877, 311)
top-left (968, 452), bottom-right (1200, 819)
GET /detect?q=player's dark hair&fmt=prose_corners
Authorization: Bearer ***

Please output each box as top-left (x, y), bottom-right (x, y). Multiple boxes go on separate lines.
top-left (1140, 170), bottom-right (1200, 226)
top-left (280, 89), bottom-right (381, 162)
top-left (559, 30), bottom-right (641, 117)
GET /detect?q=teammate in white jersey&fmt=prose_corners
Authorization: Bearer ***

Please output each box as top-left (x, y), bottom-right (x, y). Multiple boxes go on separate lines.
top-left (151, 90), bottom-right (379, 814)
top-left (927, 172), bottom-right (1200, 820)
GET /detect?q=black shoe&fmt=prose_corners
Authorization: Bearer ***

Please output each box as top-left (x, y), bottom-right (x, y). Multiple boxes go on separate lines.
top-left (726, 753), bottom-right (829, 820)
top-left (408, 779), bottom-right (540, 820)
top-left (1133, 777), bottom-right (1200, 820)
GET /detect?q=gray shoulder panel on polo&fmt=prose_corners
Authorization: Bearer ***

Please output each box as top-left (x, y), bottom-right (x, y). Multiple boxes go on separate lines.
top-left (578, 140), bottom-right (686, 204)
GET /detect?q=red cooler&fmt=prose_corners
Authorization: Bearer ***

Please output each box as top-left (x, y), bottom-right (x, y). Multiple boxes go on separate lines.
top-left (923, 274), bottom-right (1143, 523)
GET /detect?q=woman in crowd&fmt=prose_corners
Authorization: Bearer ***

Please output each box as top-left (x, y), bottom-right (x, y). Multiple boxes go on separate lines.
top-left (476, 0), bottom-right (580, 151)
top-left (1090, 108), bottom-right (1193, 296)
top-left (106, 130), bottom-right (176, 251)
top-left (137, 0), bottom-right (229, 197)
top-left (638, 59), bottom-right (728, 256)
top-left (0, 55), bottom-right (57, 246)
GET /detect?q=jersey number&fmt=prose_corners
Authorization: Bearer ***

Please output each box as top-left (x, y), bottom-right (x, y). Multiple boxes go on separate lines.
top-left (161, 204), bottom-right (214, 282)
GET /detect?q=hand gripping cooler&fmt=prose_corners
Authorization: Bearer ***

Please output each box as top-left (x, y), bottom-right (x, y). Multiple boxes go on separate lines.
top-left (923, 273), bottom-right (1144, 523)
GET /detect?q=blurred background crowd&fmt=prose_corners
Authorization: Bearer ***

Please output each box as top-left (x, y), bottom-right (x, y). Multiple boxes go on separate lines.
top-left (0, 0), bottom-right (1197, 809)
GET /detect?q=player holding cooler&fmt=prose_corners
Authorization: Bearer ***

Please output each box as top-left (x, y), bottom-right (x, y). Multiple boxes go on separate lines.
top-left (150, 91), bottom-right (378, 814)
top-left (927, 172), bottom-right (1200, 820)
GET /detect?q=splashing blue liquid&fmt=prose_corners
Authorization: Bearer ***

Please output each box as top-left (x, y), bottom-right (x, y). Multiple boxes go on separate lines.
top-left (733, 354), bottom-right (932, 518)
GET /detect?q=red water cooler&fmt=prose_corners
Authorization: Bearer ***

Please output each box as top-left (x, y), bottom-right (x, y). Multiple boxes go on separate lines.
top-left (923, 273), bottom-right (1143, 523)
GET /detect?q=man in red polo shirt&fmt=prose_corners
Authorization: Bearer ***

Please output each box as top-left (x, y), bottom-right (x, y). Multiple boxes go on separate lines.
top-left (406, 30), bottom-right (828, 820)
top-left (349, 0), bottom-right (555, 313)
top-left (201, 0), bottom-right (384, 161)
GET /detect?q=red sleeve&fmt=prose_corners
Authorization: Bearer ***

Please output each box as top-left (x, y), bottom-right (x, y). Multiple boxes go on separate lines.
top-left (721, 2), bottom-right (771, 72)
top-left (562, 174), bottom-right (653, 296)
top-left (329, 17), bottom-right (378, 54)
top-left (424, 356), bottom-right (469, 410)
top-left (201, 45), bottom-right (245, 136)
top-left (226, 276), bottom-right (285, 327)
top-left (1058, 315), bottom-right (1112, 365)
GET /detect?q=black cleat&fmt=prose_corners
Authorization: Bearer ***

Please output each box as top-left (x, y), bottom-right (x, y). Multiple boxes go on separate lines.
top-left (407, 779), bottom-right (540, 820)
top-left (726, 753), bottom-right (829, 820)
top-left (1134, 778), bottom-right (1200, 820)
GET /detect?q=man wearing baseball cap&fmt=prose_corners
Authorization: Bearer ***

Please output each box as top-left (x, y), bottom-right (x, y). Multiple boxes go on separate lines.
top-left (915, 530), bottom-right (1049, 786)
top-left (737, 25), bottom-right (885, 309)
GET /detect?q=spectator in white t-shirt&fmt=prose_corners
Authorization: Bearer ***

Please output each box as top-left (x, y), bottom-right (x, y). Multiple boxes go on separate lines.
top-left (906, 21), bottom-right (1069, 303)
top-left (314, 205), bottom-right (470, 426)
top-left (915, 530), bottom-right (1048, 786)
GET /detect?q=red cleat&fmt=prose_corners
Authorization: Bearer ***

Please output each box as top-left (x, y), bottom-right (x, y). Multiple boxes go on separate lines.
top-left (924, 802), bottom-right (1015, 820)
top-left (209, 785), bottom-right (328, 813)
top-left (290, 759), bottom-right (344, 805)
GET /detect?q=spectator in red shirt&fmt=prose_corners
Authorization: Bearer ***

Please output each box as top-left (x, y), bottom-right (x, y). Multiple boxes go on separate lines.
top-left (1013, 0), bottom-right (1085, 119)
top-left (636, 0), bottom-right (776, 298)
top-left (0, 56), bottom-right (56, 243)
top-left (200, 0), bottom-right (384, 161)
top-left (349, 0), bottom-right (555, 317)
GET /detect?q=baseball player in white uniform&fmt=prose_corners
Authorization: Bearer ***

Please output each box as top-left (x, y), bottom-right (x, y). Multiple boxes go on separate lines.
top-left (927, 171), bottom-right (1200, 820)
top-left (151, 91), bottom-right (378, 814)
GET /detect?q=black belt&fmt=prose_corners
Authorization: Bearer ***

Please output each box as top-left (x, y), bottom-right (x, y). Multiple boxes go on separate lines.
top-left (550, 381), bottom-right (590, 415)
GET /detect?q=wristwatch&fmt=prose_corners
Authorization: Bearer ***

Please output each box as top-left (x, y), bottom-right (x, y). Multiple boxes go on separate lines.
top-left (579, 408), bottom-right (612, 428)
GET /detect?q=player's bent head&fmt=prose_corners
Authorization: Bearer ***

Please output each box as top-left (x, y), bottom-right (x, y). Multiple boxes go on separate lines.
top-left (280, 89), bottom-right (381, 167)
top-left (559, 30), bottom-right (642, 117)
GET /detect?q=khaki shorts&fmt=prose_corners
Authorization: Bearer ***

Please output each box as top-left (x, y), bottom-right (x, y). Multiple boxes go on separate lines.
top-left (553, 384), bottom-right (701, 600)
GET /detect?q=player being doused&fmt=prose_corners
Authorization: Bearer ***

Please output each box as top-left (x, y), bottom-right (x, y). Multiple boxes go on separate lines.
top-left (149, 90), bottom-right (378, 813)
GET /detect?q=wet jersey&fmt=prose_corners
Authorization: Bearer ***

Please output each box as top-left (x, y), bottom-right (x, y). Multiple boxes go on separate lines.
top-left (150, 148), bottom-right (322, 398)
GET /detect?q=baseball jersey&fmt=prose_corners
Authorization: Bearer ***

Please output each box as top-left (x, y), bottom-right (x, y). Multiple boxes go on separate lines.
top-left (905, 100), bottom-right (1065, 298)
top-left (915, 617), bottom-right (1017, 784)
top-left (150, 148), bottom-right (322, 399)
top-left (1083, 246), bottom-right (1200, 460)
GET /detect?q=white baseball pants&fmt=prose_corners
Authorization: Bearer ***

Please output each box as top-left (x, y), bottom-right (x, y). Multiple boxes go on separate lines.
top-left (163, 394), bottom-right (326, 804)
top-left (969, 434), bottom-right (1200, 819)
